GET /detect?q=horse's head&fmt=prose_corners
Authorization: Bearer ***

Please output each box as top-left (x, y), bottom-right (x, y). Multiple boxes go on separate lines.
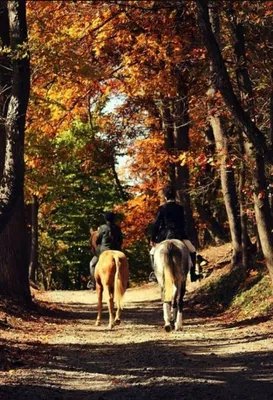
top-left (90, 228), bottom-right (98, 254)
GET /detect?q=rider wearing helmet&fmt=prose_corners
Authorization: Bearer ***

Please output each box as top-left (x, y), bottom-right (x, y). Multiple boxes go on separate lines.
top-left (89, 211), bottom-right (123, 289)
top-left (150, 185), bottom-right (199, 282)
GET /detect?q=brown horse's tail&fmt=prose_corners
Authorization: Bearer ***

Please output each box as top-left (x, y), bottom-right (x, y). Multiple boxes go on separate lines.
top-left (163, 242), bottom-right (183, 302)
top-left (113, 253), bottom-right (128, 310)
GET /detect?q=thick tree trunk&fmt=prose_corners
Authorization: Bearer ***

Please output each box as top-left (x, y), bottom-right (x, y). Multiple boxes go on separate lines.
top-left (228, 1), bottom-right (273, 273)
top-left (174, 74), bottom-right (198, 246)
top-left (0, 196), bottom-right (30, 298)
top-left (207, 2), bottom-right (242, 265)
top-left (29, 196), bottom-right (39, 283)
top-left (160, 100), bottom-right (176, 185)
top-left (249, 149), bottom-right (273, 282)
top-left (0, 0), bottom-right (31, 300)
top-left (159, 95), bottom-right (198, 246)
top-left (228, 4), bottom-right (254, 269)
top-left (209, 113), bottom-right (242, 264)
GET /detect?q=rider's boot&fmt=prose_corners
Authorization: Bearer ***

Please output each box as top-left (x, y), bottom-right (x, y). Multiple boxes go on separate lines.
top-left (190, 252), bottom-right (199, 282)
top-left (89, 258), bottom-right (97, 290)
top-left (149, 254), bottom-right (157, 282)
top-left (150, 254), bottom-right (154, 270)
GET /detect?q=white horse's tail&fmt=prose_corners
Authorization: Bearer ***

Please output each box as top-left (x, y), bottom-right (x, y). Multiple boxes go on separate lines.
top-left (113, 253), bottom-right (127, 310)
top-left (163, 242), bottom-right (183, 302)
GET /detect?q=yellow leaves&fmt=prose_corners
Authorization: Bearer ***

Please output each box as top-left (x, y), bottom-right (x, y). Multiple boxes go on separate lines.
top-left (179, 152), bottom-right (187, 167)
top-left (57, 240), bottom-right (69, 252)
top-left (8, 370), bottom-right (15, 375)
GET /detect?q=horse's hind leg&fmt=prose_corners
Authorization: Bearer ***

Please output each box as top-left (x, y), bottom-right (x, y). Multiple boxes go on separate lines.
top-left (105, 285), bottom-right (115, 329)
top-left (163, 302), bottom-right (172, 332)
top-left (114, 306), bottom-right (121, 325)
top-left (171, 300), bottom-right (177, 330)
top-left (175, 283), bottom-right (186, 331)
top-left (95, 283), bottom-right (103, 326)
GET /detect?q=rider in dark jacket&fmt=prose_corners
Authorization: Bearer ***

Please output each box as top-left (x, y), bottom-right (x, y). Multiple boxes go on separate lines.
top-left (96, 211), bottom-right (123, 254)
top-left (150, 185), bottom-right (199, 282)
top-left (89, 211), bottom-right (123, 289)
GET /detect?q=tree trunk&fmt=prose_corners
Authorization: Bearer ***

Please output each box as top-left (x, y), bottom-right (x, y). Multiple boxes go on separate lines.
top-left (0, 0), bottom-right (31, 300)
top-left (228, 3), bottom-right (254, 269)
top-left (29, 196), bottom-right (39, 283)
top-left (160, 100), bottom-right (176, 185)
top-left (196, 0), bottom-right (268, 158)
top-left (172, 67), bottom-right (198, 246)
top-left (195, 201), bottom-right (228, 245)
top-left (207, 2), bottom-right (242, 265)
top-left (196, 0), bottom-right (273, 283)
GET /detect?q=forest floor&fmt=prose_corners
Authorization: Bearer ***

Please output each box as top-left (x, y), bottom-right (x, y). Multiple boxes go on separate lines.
top-left (1, 243), bottom-right (273, 400)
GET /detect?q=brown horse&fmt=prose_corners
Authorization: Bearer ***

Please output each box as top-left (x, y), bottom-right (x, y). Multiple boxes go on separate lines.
top-left (94, 250), bottom-right (129, 329)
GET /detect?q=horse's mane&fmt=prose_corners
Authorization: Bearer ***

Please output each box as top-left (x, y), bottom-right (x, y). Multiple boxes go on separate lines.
top-left (90, 228), bottom-right (98, 254)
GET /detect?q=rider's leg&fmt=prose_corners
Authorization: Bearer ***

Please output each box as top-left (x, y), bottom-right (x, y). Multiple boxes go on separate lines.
top-left (149, 246), bottom-right (158, 282)
top-left (149, 246), bottom-right (155, 269)
top-left (183, 240), bottom-right (200, 282)
top-left (89, 256), bottom-right (98, 289)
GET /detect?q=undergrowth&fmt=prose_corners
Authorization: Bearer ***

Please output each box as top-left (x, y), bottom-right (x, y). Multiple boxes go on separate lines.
top-left (229, 274), bottom-right (273, 320)
top-left (190, 258), bottom-right (273, 321)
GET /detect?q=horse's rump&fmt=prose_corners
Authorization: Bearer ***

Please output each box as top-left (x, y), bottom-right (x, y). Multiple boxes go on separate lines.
top-left (153, 239), bottom-right (191, 331)
top-left (95, 250), bottom-right (129, 308)
top-left (154, 239), bottom-right (189, 302)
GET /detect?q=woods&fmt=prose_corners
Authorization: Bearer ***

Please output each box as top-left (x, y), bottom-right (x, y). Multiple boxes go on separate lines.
top-left (1, 0), bottom-right (273, 295)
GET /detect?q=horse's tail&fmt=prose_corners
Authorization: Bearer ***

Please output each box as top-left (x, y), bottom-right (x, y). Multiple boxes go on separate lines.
top-left (113, 253), bottom-right (128, 310)
top-left (163, 242), bottom-right (183, 302)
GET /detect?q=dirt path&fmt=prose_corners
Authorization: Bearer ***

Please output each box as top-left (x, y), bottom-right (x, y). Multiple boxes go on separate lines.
top-left (1, 283), bottom-right (273, 400)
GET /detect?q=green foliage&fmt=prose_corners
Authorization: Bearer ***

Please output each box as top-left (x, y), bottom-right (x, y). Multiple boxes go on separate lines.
top-left (230, 274), bottom-right (273, 319)
top-left (31, 121), bottom-right (127, 289)
top-left (125, 240), bottom-right (151, 284)
top-left (195, 265), bottom-right (246, 313)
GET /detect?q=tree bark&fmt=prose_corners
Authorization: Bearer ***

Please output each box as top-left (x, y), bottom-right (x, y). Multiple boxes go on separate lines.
top-left (196, 0), bottom-right (268, 158)
top-left (195, 201), bottom-right (228, 245)
top-left (197, 0), bottom-right (273, 283)
top-left (173, 68), bottom-right (198, 247)
top-left (29, 196), bottom-right (39, 283)
top-left (0, 0), bottom-right (31, 300)
top-left (159, 90), bottom-right (198, 247)
top-left (207, 2), bottom-right (242, 265)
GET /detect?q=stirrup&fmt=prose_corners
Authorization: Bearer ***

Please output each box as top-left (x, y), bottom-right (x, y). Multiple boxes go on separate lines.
top-left (149, 272), bottom-right (157, 283)
top-left (190, 272), bottom-right (203, 282)
top-left (87, 280), bottom-right (96, 290)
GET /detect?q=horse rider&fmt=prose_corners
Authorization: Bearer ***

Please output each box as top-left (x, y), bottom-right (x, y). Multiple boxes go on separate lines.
top-left (89, 211), bottom-right (123, 289)
top-left (150, 184), bottom-right (200, 282)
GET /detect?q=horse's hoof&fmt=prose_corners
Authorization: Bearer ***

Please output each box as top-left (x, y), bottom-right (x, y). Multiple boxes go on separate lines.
top-left (114, 319), bottom-right (121, 325)
top-left (164, 324), bottom-right (171, 333)
top-left (108, 323), bottom-right (114, 330)
top-left (170, 320), bottom-right (175, 330)
top-left (175, 324), bottom-right (183, 331)
top-left (95, 320), bottom-right (101, 326)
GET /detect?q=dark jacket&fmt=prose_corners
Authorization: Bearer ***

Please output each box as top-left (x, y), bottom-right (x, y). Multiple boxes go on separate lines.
top-left (151, 201), bottom-right (188, 243)
top-left (96, 223), bottom-right (123, 254)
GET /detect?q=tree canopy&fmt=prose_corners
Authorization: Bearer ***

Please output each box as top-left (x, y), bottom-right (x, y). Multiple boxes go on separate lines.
top-left (1, 0), bottom-right (273, 293)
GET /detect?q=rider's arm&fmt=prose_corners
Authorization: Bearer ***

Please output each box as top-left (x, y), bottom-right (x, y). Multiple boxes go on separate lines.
top-left (96, 226), bottom-right (104, 245)
top-left (151, 207), bottom-right (163, 242)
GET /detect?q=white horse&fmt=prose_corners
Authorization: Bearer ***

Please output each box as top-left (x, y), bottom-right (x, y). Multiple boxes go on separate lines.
top-left (153, 239), bottom-right (192, 332)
